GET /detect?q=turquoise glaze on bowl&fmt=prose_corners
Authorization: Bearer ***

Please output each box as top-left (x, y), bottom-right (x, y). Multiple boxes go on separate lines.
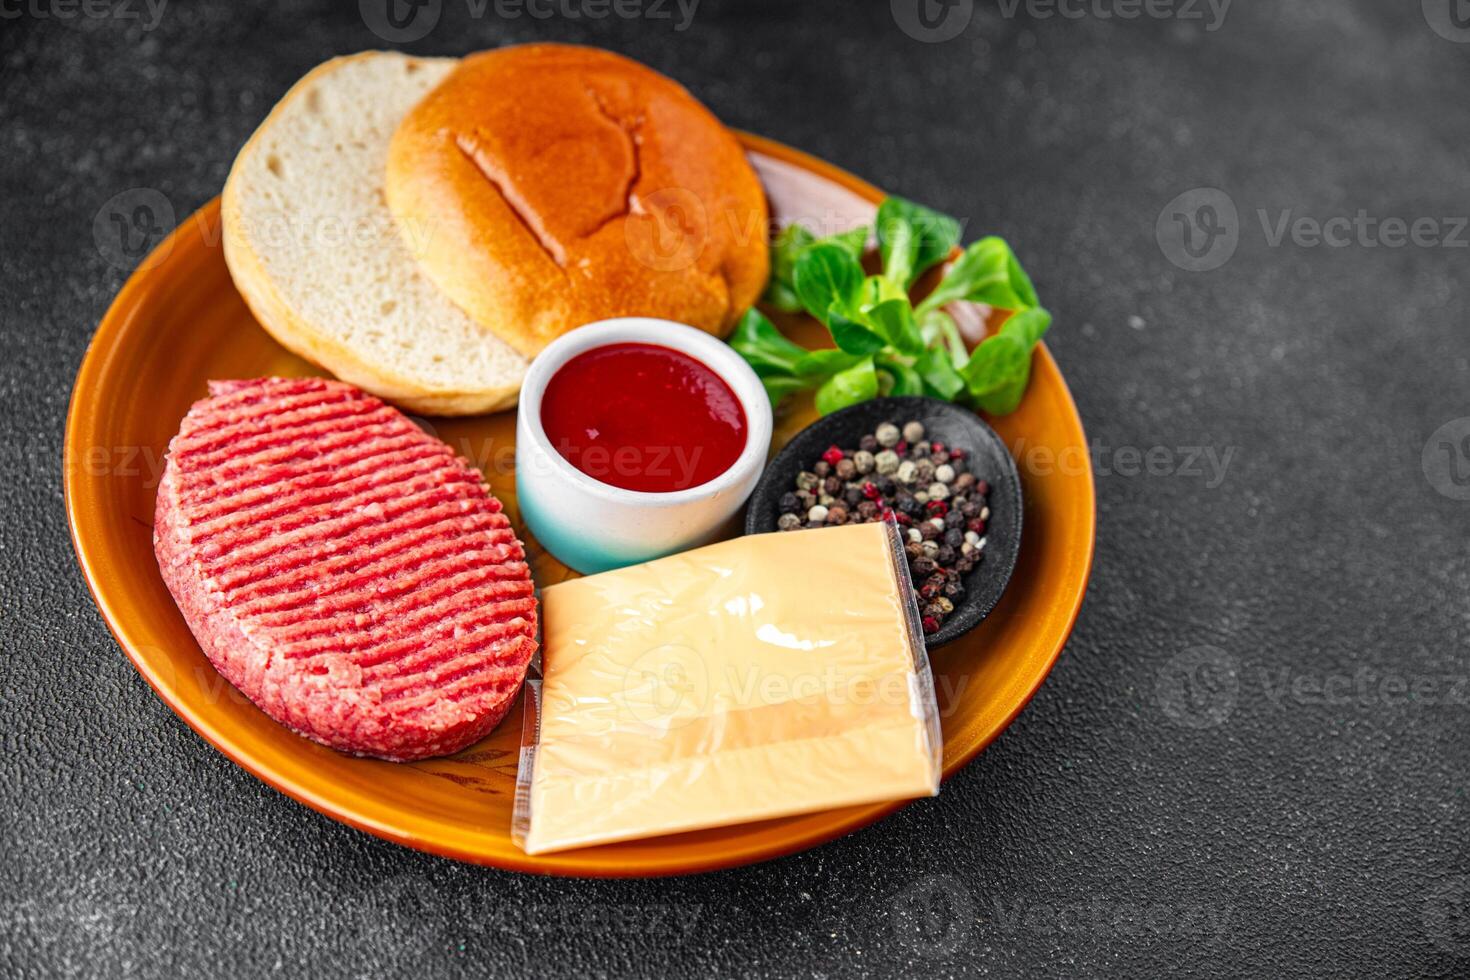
top-left (514, 472), bottom-right (647, 575)
top-left (514, 318), bottom-right (773, 575)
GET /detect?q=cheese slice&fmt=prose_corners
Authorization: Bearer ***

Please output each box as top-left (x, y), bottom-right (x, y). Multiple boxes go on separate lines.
top-left (515, 522), bottom-right (943, 855)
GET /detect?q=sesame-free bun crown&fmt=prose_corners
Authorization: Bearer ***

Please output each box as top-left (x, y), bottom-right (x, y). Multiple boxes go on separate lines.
top-left (385, 44), bottom-right (770, 358)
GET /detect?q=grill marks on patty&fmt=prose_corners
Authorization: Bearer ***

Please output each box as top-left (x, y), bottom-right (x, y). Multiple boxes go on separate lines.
top-left (156, 376), bottom-right (538, 760)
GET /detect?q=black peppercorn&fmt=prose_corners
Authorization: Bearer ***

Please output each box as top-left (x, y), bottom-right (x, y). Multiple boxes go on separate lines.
top-left (785, 435), bottom-right (995, 620)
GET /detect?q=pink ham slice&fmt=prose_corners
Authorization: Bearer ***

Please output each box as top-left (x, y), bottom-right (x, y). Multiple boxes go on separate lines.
top-left (154, 377), bottom-right (538, 762)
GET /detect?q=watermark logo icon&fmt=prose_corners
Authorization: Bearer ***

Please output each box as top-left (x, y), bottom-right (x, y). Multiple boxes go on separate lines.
top-left (93, 188), bottom-right (175, 271)
top-left (1423, 419), bottom-right (1470, 501)
top-left (622, 644), bottom-right (710, 730)
top-left (892, 874), bottom-right (973, 958)
top-left (372, 873), bottom-right (439, 917)
top-left (1423, 0), bottom-right (1470, 42)
top-left (1156, 187), bottom-right (1239, 272)
top-left (360, 0), bottom-right (441, 42)
top-left (891, 0), bottom-right (974, 42)
top-left (623, 186), bottom-right (708, 273)
top-left (1156, 646), bottom-right (1240, 729)
top-left (1424, 876), bottom-right (1470, 956)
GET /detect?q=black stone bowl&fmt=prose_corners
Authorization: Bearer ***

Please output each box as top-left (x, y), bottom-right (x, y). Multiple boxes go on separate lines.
top-left (744, 396), bottom-right (1022, 649)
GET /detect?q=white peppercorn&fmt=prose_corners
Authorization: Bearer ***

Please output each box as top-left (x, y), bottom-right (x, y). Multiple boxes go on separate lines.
top-left (875, 422), bottom-right (900, 447)
top-left (902, 421), bottom-right (925, 442)
top-left (875, 449), bottom-right (900, 475)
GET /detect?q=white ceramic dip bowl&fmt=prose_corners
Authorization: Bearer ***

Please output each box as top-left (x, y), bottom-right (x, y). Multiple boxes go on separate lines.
top-left (515, 317), bottom-right (773, 574)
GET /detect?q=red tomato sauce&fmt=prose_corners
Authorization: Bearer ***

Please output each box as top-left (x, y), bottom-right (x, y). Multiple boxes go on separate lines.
top-left (540, 342), bottom-right (748, 493)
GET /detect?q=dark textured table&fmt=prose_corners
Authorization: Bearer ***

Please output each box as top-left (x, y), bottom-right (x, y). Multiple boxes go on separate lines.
top-left (4, 1), bottom-right (1468, 976)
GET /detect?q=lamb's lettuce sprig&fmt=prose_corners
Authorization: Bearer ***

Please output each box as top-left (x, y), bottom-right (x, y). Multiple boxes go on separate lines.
top-left (736, 196), bottom-right (1051, 416)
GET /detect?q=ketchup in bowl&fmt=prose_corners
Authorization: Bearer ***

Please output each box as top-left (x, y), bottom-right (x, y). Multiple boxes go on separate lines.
top-left (539, 342), bottom-right (748, 493)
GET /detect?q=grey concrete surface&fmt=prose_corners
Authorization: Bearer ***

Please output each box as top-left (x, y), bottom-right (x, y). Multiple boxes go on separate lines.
top-left (3, 1), bottom-right (1468, 976)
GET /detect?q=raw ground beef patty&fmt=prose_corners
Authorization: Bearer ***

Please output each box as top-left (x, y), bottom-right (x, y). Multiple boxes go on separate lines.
top-left (154, 377), bottom-right (538, 761)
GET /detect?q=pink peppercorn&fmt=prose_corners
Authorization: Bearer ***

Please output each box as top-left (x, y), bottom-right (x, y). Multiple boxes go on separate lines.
top-left (822, 445), bottom-right (845, 467)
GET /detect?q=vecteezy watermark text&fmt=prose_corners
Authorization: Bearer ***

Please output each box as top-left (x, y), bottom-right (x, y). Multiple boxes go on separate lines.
top-left (0, 0), bottom-right (167, 30)
top-left (1158, 187), bottom-right (1469, 272)
top-left (1011, 437), bottom-right (1237, 488)
top-left (996, 0), bottom-right (1230, 31)
top-left (891, 874), bottom-right (1233, 959)
top-left (1155, 647), bottom-right (1470, 729)
top-left (987, 895), bottom-right (1233, 941)
top-left (622, 648), bottom-right (975, 731)
top-left (360, 0), bottom-right (698, 43)
top-left (372, 874), bottom-right (703, 944)
top-left (890, 0), bottom-right (1229, 43)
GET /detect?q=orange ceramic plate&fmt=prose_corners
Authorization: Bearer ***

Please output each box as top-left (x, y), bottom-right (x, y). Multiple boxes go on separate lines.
top-left (65, 133), bottom-right (1094, 877)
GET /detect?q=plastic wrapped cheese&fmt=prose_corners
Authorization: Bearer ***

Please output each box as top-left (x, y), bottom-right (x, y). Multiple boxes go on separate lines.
top-left (513, 521), bottom-right (942, 855)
